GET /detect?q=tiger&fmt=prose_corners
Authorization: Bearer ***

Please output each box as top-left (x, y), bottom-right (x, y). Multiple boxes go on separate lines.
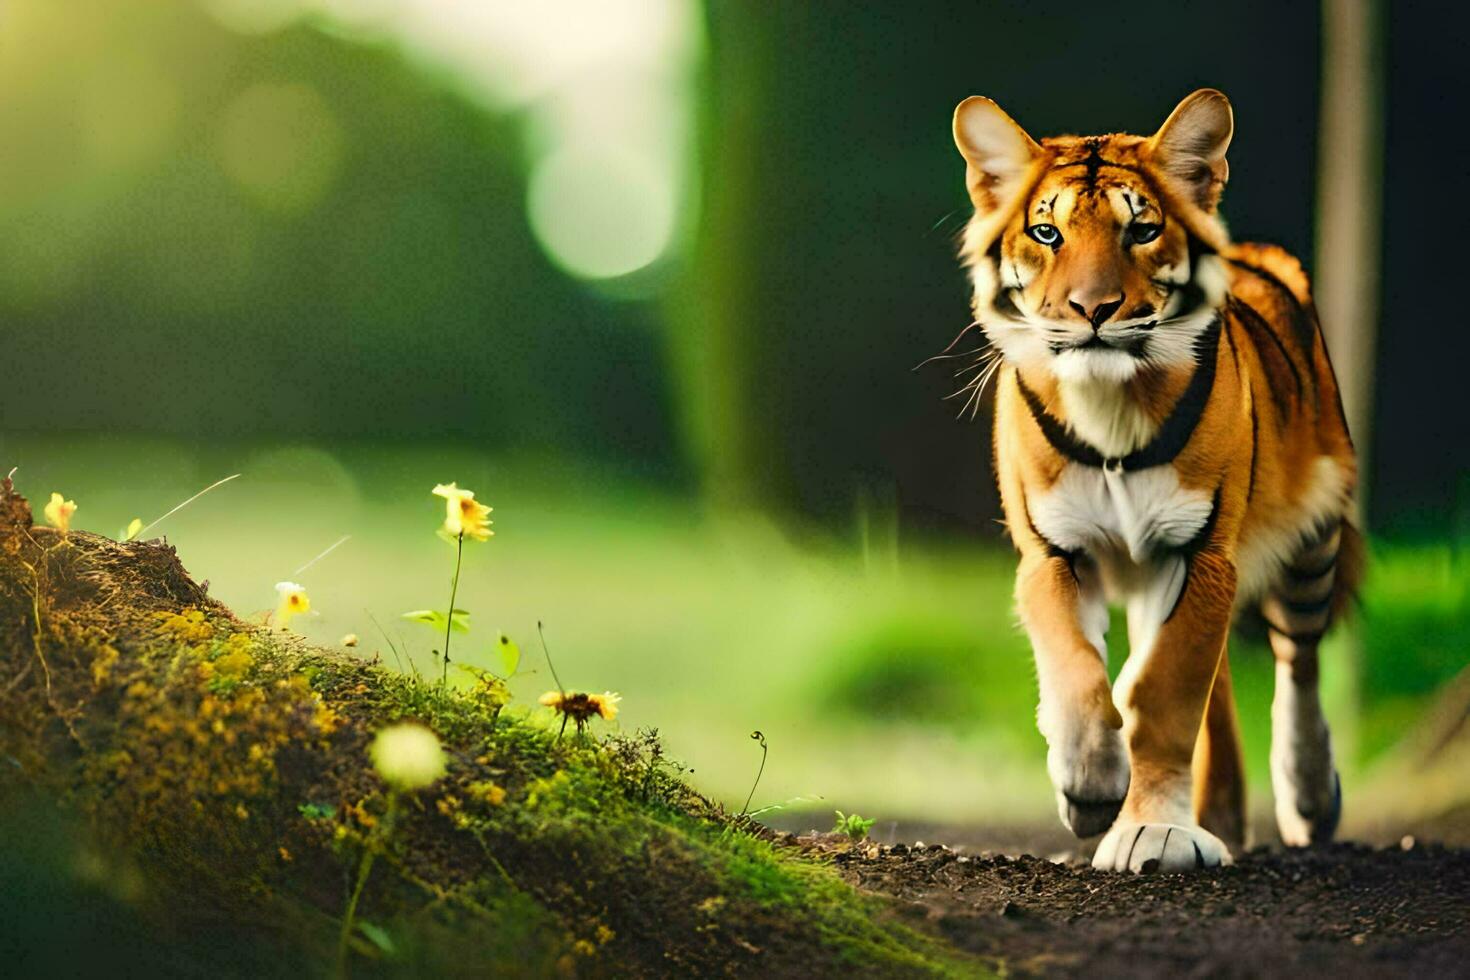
top-left (949, 89), bottom-right (1361, 872)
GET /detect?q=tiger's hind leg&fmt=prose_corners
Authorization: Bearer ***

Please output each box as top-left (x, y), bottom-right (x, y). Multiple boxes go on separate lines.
top-left (1193, 651), bottom-right (1246, 853)
top-left (1263, 519), bottom-right (1359, 846)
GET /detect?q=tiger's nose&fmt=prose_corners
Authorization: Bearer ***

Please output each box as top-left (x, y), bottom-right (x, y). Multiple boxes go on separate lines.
top-left (1069, 293), bottom-right (1124, 330)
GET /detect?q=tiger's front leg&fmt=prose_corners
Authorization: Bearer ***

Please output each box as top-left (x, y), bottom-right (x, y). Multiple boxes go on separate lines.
top-left (1015, 550), bottom-right (1130, 839)
top-left (1093, 546), bottom-right (1237, 872)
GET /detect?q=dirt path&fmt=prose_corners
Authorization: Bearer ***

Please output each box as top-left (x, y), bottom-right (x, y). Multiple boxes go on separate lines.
top-left (819, 835), bottom-right (1470, 978)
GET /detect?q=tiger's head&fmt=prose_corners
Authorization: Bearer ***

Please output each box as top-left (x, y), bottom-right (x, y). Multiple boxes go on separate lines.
top-left (953, 90), bottom-right (1234, 384)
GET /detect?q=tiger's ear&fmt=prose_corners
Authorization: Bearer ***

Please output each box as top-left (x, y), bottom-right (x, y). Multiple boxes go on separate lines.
top-left (953, 96), bottom-right (1044, 213)
top-left (1147, 89), bottom-right (1233, 212)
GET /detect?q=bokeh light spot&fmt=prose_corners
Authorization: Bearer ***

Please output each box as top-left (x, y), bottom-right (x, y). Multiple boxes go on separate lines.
top-left (202, 0), bottom-right (306, 36)
top-left (526, 144), bottom-right (677, 281)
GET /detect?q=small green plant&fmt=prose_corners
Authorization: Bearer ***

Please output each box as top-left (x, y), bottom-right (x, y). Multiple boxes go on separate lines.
top-left (337, 723), bottom-right (447, 978)
top-left (418, 482), bottom-right (494, 686)
top-left (495, 631), bottom-right (520, 678)
top-left (401, 608), bottom-right (471, 634)
top-left (365, 610), bottom-right (415, 680)
top-left (606, 728), bottom-right (697, 808)
top-left (735, 732), bottom-right (826, 822)
top-left (740, 730), bottom-right (768, 817)
top-left (455, 664), bottom-right (513, 727)
top-left (832, 810), bottom-right (876, 841)
top-left (745, 795), bottom-right (823, 819)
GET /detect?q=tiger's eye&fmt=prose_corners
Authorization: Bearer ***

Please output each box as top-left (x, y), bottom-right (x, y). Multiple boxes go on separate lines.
top-left (1130, 222), bottom-right (1162, 245)
top-left (1027, 224), bottom-right (1062, 247)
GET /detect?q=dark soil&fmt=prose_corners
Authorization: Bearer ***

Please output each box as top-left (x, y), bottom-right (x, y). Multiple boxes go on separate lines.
top-left (810, 832), bottom-right (1470, 978)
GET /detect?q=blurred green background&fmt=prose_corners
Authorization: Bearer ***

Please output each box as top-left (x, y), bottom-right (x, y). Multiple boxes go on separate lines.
top-left (1, 0), bottom-right (1465, 832)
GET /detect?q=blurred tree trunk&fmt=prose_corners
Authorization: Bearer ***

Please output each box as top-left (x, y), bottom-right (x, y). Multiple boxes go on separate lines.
top-left (1315, 0), bottom-right (1384, 766)
top-left (666, 2), bottom-right (778, 510)
top-left (669, 2), bottom-right (1005, 527)
top-left (1316, 0), bottom-right (1383, 504)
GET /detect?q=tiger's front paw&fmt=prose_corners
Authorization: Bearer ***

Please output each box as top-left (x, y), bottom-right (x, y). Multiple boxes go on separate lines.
top-left (1275, 767), bottom-right (1341, 847)
top-left (1092, 822), bottom-right (1232, 873)
top-left (1045, 707), bottom-right (1130, 839)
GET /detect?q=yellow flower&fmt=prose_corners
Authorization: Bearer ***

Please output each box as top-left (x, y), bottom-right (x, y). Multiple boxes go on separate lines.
top-left (590, 691), bottom-right (620, 721)
top-left (539, 690), bottom-right (621, 733)
top-left (44, 492), bottom-right (76, 532)
top-left (432, 482), bottom-right (493, 541)
top-left (467, 780), bottom-right (506, 807)
top-left (121, 517), bottom-right (143, 541)
top-left (369, 722), bottom-right (447, 792)
top-left (274, 581), bottom-right (310, 627)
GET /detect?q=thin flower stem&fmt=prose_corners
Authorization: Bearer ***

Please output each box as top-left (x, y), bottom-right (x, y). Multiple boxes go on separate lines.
top-left (536, 621), bottom-right (566, 695)
top-left (442, 532), bottom-right (464, 687)
top-left (740, 731), bottom-right (768, 817)
top-left (335, 793), bottom-right (398, 979)
top-left (335, 842), bottom-right (376, 978)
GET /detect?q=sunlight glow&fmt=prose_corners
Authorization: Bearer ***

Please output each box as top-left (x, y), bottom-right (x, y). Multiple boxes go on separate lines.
top-left (204, 0), bottom-right (703, 285)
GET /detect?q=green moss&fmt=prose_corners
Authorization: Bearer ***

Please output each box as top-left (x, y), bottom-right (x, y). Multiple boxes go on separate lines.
top-left (706, 831), bottom-right (963, 976)
top-left (0, 524), bottom-right (980, 977)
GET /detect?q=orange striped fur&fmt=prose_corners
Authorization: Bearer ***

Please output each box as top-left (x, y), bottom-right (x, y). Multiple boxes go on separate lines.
top-left (951, 90), bottom-right (1360, 872)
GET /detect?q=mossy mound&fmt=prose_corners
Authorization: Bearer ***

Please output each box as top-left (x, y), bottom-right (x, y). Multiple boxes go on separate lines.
top-left (0, 478), bottom-right (971, 978)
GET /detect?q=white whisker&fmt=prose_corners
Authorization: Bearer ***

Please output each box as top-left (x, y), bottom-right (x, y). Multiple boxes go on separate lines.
top-left (952, 349), bottom-right (999, 379)
top-left (947, 351), bottom-right (1006, 420)
top-left (914, 320), bottom-right (987, 371)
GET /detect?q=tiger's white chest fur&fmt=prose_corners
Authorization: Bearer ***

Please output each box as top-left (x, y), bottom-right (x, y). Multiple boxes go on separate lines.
top-left (1055, 377), bottom-right (1157, 459)
top-left (1029, 374), bottom-right (1214, 576)
top-left (1030, 462), bottom-right (1214, 570)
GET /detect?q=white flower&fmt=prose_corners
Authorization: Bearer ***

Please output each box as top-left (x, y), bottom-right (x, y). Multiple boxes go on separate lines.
top-left (369, 723), bottom-right (447, 792)
top-left (44, 493), bottom-right (77, 532)
top-left (274, 581), bottom-right (310, 627)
